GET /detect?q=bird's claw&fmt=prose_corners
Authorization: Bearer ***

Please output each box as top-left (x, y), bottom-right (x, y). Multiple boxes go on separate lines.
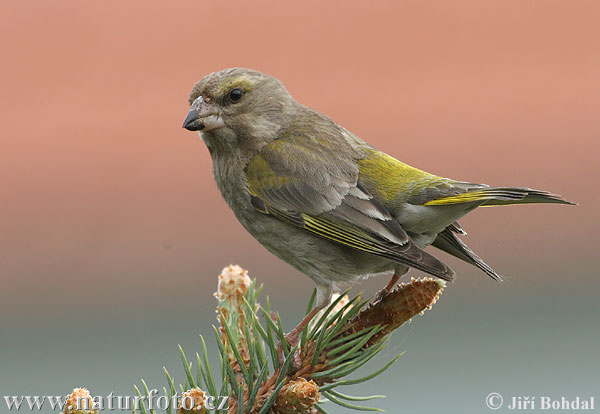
top-left (373, 288), bottom-right (389, 306)
top-left (374, 274), bottom-right (399, 306)
top-left (277, 333), bottom-right (302, 369)
top-left (275, 306), bottom-right (323, 369)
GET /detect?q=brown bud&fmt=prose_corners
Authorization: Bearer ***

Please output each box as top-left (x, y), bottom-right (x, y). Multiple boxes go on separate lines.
top-left (214, 265), bottom-right (253, 372)
top-left (347, 277), bottom-right (445, 346)
top-left (64, 388), bottom-right (97, 414)
top-left (214, 265), bottom-right (251, 302)
top-left (273, 378), bottom-right (321, 414)
top-left (178, 388), bottom-right (208, 414)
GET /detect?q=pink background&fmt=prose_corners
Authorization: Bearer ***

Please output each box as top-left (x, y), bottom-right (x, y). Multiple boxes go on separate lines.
top-left (2, 1), bottom-right (598, 412)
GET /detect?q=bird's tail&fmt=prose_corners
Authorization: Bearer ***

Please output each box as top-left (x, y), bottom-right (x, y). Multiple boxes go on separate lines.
top-left (424, 187), bottom-right (576, 207)
top-left (432, 227), bottom-right (502, 281)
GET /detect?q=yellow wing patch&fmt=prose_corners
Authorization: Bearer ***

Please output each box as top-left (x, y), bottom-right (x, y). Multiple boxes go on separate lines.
top-left (246, 154), bottom-right (291, 196)
top-left (303, 215), bottom-right (380, 253)
top-left (423, 191), bottom-right (489, 206)
top-left (358, 150), bottom-right (445, 202)
top-left (269, 210), bottom-right (390, 255)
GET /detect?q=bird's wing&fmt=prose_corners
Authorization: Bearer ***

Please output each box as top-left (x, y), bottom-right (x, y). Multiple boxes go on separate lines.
top-left (245, 125), bottom-right (455, 281)
top-left (356, 149), bottom-right (574, 207)
top-left (356, 149), bottom-right (459, 207)
top-left (422, 187), bottom-right (575, 206)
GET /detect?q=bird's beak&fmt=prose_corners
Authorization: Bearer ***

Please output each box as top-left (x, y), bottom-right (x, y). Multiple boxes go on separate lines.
top-left (182, 96), bottom-right (225, 132)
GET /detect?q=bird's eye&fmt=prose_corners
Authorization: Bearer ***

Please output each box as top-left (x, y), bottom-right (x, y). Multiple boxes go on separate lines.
top-left (228, 88), bottom-right (243, 102)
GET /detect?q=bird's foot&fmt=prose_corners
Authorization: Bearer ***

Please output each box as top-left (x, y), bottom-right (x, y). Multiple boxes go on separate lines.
top-left (373, 289), bottom-right (388, 306)
top-left (374, 273), bottom-right (400, 306)
top-left (276, 306), bottom-right (324, 369)
top-left (277, 331), bottom-right (303, 369)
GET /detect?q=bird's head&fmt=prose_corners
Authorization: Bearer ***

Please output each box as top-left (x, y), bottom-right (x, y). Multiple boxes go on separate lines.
top-left (183, 68), bottom-right (294, 155)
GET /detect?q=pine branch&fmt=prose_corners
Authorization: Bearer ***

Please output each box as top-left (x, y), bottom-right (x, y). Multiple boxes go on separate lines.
top-left (132, 265), bottom-right (445, 414)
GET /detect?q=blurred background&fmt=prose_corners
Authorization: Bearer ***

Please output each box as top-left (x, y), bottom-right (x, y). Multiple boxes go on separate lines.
top-left (1, 1), bottom-right (599, 413)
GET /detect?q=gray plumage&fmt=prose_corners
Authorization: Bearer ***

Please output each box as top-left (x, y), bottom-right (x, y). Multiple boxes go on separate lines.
top-left (182, 68), bottom-right (575, 306)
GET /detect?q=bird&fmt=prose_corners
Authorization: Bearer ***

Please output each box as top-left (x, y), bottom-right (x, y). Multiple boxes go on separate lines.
top-left (182, 67), bottom-right (574, 347)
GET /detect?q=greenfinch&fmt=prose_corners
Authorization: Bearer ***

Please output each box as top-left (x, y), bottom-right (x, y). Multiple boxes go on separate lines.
top-left (183, 68), bottom-right (574, 341)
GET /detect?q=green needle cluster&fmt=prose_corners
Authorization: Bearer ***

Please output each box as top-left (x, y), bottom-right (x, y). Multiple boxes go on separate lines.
top-left (134, 266), bottom-right (444, 414)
